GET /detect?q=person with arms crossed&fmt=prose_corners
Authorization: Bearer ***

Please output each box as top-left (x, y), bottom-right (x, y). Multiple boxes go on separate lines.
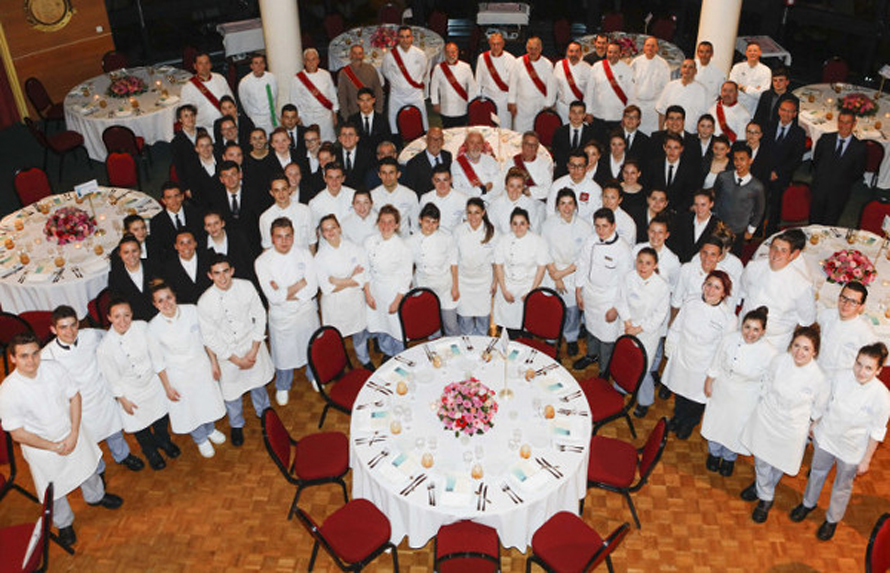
top-left (816, 281), bottom-right (877, 379)
top-left (729, 42), bottom-right (772, 114)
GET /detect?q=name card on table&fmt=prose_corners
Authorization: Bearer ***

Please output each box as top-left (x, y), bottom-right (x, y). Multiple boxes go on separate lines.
top-left (883, 215), bottom-right (890, 235)
top-left (74, 179), bottom-right (100, 198)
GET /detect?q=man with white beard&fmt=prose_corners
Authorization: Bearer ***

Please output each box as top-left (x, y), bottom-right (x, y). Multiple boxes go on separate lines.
top-left (630, 37), bottom-right (671, 135)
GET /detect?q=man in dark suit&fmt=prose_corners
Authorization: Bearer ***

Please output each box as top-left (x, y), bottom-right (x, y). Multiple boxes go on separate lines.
top-left (203, 210), bottom-right (258, 285)
top-left (714, 143), bottom-right (766, 255)
top-left (280, 104), bottom-right (306, 156)
top-left (762, 99), bottom-right (807, 235)
top-left (552, 100), bottom-right (597, 179)
top-left (163, 230), bottom-right (212, 304)
top-left (149, 182), bottom-right (206, 263)
top-left (213, 116), bottom-right (251, 157)
top-left (171, 104), bottom-right (201, 190)
top-left (582, 33), bottom-right (608, 65)
top-left (348, 87), bottom-right (391, 153)
top-left (363, 140), bottom-right (399, 190)
top-left (810, 110), bottom-right (867, 225)
top-left (336, 122), bottom-right (375, 190)
top-left (213, 95), bottom-right (256, 148)
top-left (621, 104), bottom-right (650, 161)
top-left (649, 105), bottom-right (698, 162)
top-left (669, 188), bottom-right (723, 262)
top-left (645, 133), bottom-right (700, 211)
top-left (752, 66), bottom-right (799, 131)
top-left (403, 127), bottom-right (452, 197)
top-left (208, 160), bottom-right (263, 254)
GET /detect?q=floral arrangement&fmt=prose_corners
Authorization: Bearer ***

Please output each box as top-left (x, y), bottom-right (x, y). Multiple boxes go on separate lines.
top-left (43, 207), bottom-right (96, 245)
top-left (106, 75), bottom-right (146, 98)
top-left (610, 34), bottom-right (639, 59)
top-left (437, 378), bottom-right (498, 437)
top-left (370, 26), bottom-right (398, 49)
top-left (822, 249), bottom-right (877, 285)
top-left (837, 93), bottom-right (878, 117)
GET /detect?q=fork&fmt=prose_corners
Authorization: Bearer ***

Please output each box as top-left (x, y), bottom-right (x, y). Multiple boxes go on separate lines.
top-left (501, 483), bottom-right (522, 504)
top-left (427, 481), bottom-right (436, 506)
top-left (557, 444), bottom-right (585, 453)
top-left (524, 349), bottom-right (538, 365)
top-left (560, 390), bottom-right (582, 402)
top-left (355, 400), bottom-right (384, 410)
top-left (461, 335), bottom-right (474, 351)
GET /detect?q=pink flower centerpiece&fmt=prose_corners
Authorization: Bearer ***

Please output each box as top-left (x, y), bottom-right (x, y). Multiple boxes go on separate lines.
top-left (106, 75), bottom-right (146, 98)
top-left (837, 93), bottom-right (878, 117)
top-left (610, 34), bottom-right (639, 59)
top-left (370, 26), bottom-right (398, 50)
top-left (822, 249), bottom-right (877, 285)
top-left (43, 207), bottom-right (97, 245)
top-left (437, 378), bottom-right (498, 437)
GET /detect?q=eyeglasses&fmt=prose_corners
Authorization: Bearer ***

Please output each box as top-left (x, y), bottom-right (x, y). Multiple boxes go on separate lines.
top-left (568, 163), bottom-right (587, 169)
top-left (838, 294), bottom-right (862, 306)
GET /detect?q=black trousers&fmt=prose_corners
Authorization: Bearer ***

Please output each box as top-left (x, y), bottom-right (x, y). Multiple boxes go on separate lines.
top-left (672, 395), bottom-right (705, 434)
top-left (134, 414), bottom-right (172, 456)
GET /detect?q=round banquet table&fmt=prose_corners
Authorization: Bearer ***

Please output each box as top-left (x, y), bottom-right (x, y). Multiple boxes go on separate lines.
top-left (64, 66), bottom-right (192, 161)
top-left (794, 83), bottom-right (890, 189)
top-left (327, 25), bottom-right (444, 74)
top-left (0, 187), bottom-right (161, 319)
top-left (349, 336), bottom-right (591, 550)
top-left (753, 225), bottom-right (890, 338)
top-left (576, 32), bottom-right (685, 78)
top-left (398, 126), bottom-right (553, 171)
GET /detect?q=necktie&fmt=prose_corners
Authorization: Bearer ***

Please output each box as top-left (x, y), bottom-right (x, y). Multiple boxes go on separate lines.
top-left (289, 130), bottom-right (296, 149)
top-left (777, 125), bottom-right (786, 142)
top-left (836, 137), bottom-right (845, 157)
top-left (231, 194), bottom-right (239, 218)
top-left (346, 151), bottom-right (353, 172)
top-left (175, 213), bottom-right (183, 230)
top-left (572, 128), bottom-right (579, 149)
top-left (364, 115), bottom-right (371, 135)
top-left (435, 155), bottom-right (441, 166)
top-left (626, 133), bottom-right (631, 147)
top-left (666, 164), bottom-right (674, 187)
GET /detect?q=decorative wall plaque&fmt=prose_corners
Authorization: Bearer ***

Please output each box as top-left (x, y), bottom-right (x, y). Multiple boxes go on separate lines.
top-left (24, 0), bottom-right (75, 32)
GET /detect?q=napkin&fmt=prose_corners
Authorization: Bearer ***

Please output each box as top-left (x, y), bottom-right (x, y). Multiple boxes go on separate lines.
top-left (356, 409), bottom-right (389, 431)
top-left (26, 269), bottom-right (53, 283)
top-left (391, 452), bottom-right (420, 476)
top-left (441, 475), bottom-right (473, 507)
top-left (436, 341), bottom-right (462, 357)
top-left (511, 458), bottom-right (549, 492)
top-left (551, 418), bottom-right (586, 441)
top-left (159, 95), bottom-right (180, 106)
top-left (81, 257), bottom-right (110, 275)
top-left (859, 129), bottom-right (883, 142)
top-left (377, 461), bottom-right (408, 486)
top-left (536, 376), bottom-right (566, 393)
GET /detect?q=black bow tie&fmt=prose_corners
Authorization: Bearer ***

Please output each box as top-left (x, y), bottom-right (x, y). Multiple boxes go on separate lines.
top-left (57, 338), bottom-right (78, 350)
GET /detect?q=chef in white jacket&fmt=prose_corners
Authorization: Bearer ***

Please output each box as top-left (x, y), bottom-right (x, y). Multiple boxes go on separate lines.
top-left (148, 283), bottom-right (228, 458)
top-left (43, 305), bottom-right (144, 473)
top-left (419, 165), bottom-right (469, 232)
top-left (553, 42), bottom-right (591, 123)
top-left (573, 208), bottom-right (633, 373)
top-left (364, 205), bottom-right (414, 358)
top-left (410, 203), bottom-right (460, 336)
top-left (290, 48), bottom-right (338, 143)
top-left (255, 217), bottom-right (320, 407)
top-left (475, 32), bottom-right (515, 129)
top-left (97, 299), bottom-right (177, 471)
top-left (315, 214), bottom-right (373, 369)
top-left (493, 206), bottom-right (550, 332)
top-left (371, 157), bottom-right (419, 237)
top-left (547, 151), bottom-right (602, 225)
top-left (382, 26), bottom-right (430, 132)
top-left (630, 37), bottom-right (671, 135)
top-left (259, 175), bottom-right (316, 252)
top-left (508, 131), bottom-right (553, 201)
top-left (729, 42), bottom-right (772, 114)
top-left (197, 254), bottom-right (274, 446)
top-left (490, 167), bottom-right (545, 235)
top-left (451, 131), bottom-right (502, 202)
top-left (817, 282), bottom-right (877, 379)
top-left (508, 36), bottom-right (557, 132)
top-left (740, 325), bottom-right (829, 524)
top-left (455, 198), bottom-right (499, 335)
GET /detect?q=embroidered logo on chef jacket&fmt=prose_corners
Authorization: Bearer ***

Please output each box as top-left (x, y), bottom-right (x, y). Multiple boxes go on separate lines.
top-left (579, 192), bottom-right (590, 203)
top-left (708, 319), bottom-right (724, 332)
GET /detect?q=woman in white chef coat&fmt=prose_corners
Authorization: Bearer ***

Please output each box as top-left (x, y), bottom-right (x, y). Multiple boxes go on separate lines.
top-left (364, 205), bottom-right (413, 360)
top-left (493, 207), bottom-right (550, 336)
top-left (663, 270), bottom-right (737, 440)
top-left (542, 189), bottom-right (590, 357)
top-left (615, 247), bottom-right (671, 416)
top-left (149, 282), bottom-right (228, 458)
top-left (739, 324), bottom-right (830, 524)
top-left (97, 298), bottom-right (178, 471)
top-left (455, 197), bottom-right (498, 336)
top-left (409, 202), bottom-right (460, 336)
top-left (700, 306), bottom-right (776, 477)
top-left (315, 214), bottom-right (373, 369)
top-left (488, 167), bottom-right (544, 235)
top-left (789, 342), bottom-right (890, 540)
top-left (255, 216), bottom-right (320, 406)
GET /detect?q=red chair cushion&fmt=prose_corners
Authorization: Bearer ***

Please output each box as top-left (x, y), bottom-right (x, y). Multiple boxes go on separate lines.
top-left (870, 515), bottom-right (890, 572)
top-left (48, 130), bottom-right (84, 152)
top-left (135, 136), bottom-right (146, 153)
top-left (293, 432), bottom-right (348, 481)
top-left (531, 511), bottom-right (604, 572)
top-left (0, 522), bottom-right (38, 573)
top-left (515, 337), bottom-right (557, 358)
top-left (320, 499), bottom-right (391, 564)
top-left (47, 102), bottom-right (65, 121)
top-left (587, 435), bottom-right (637, 487)
top-left (437, 520), bottom-right (499, 572)
top-left (610, 337), bottom-right (645, 394)
top-left (328, 368), bottom-right (370, 410)
top-left (18, 311), bottom-right (53, 345)
top-left (579, 377), bottom-right (625, 421)
top-left (860, 200), bottom-right (890, 235)
top-left (310, 328), bottom-right (348, 384)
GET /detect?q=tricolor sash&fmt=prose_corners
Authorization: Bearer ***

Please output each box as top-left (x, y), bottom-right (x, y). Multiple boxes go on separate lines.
top-left (457, 154), bottom-right (482, 187)
top-left (343, 65), bottom-right (365, 90)
top-left (523, 55), bottom-right (548, 97)
top-left (439, 62), bottom-right (469, 101)
top-left (513, 154), bottom-right (536, 186)
top-left (562, 60), bottom-right (584, 100)
top-left (392, 47), bottom-right (424, 89)
top-left (296, 71), bottom-right (334, 111)
top-left (715, 101), bottom-right (737, 142)
top-left (483, 51), bottom-right (509, 92)
top-left (189, 76), bottom-right (222, 111)
top-left (601, 60), bottom-right (628, 106)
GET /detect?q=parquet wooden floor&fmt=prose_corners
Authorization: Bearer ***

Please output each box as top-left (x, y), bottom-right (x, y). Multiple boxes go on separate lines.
top-left (1, 343), bottom-right (887, 572)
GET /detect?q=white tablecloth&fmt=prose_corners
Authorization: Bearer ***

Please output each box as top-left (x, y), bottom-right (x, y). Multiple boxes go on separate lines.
top-left (736, 35), bottom-right (792, 66)
top-left (350, 336), bottom-right (591, 550)
top-left (327, 25), bottom-right (444, 74)
top-left (477, 3), bottom-right (531, 26)
top-left (0, 187), bottom-right (161, 319)
top-left (576, 32), bottom-right (685, 79)
top-left (64, 66), bottom-right (192, 161)
top-left (398, 127), bottom-right (552, 171)
top-left (795, 83), bottom-right (890, 189)
top-left (217, 18), bottom-right (265, 58)
top-left (753, 225), bottom-right (890, 338)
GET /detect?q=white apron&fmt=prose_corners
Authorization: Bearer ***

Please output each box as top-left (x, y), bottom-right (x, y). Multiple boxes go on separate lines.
top-left (315, 239), bottom-right (368, 336)
top-left (577, 235), bottom-right (633, 342)
top-left (542, 215), bottom-right (591, 309)
top-left (455, 222), bottom-right (497, 317)
top-left (411, 230), bottom-right (458, 311)
top-left (364, 233), bottom-right (413, 339)
top-left (615, 270), bottom-right (671, 371)
top-left (493, 231), bottom-right (550, 329)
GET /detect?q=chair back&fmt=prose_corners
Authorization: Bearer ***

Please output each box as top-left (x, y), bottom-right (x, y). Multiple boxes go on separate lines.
top-left (399, 288), bottom-right (443, 345)
top-left (19, 311), bottom-right (54, 345)
top-left (379, 2), bottom-right (401, 24)
top-left (878, 367), bottom-right (890, 392)
top-left (308, 326), bottom-right (350, 386)
top-left (552, 19), bottom-right (572, 53)
top-left (0, 426), bottom-right (13, 468)
top-left (182, 46), bottom-right (198, 73)
top-left (859, 198), bottom-right (890, 235)
top-left (0, 312), bottom-right (35, 360)
top-left (19, 482), bottom-right (53, 572)
top-left (24, 78), bottom-right (53, 117)
top-left (636, 417), bottom-right (668, 488)
top-left (821, 57), bottom-right (849, 83)
top-left (102, 125), bottom-right (140, 156)
top-left (88, 287), bottom-right (112, 329)
top-left (521, 288), bottom-right (566, 341)
top-left (607, 334), bottom-right (647, 395)
top-left (650, 17), bottom-right (676, 41)
top-left (13, 168), bottom-right (52, 206)
top-left (106, 152), bottom-right (139, 189)
top-left (779, 182), bottom-right (811, 227)
top-left (534, 109), bottom-right (562, 149)
top-left (602, 13), bottom-right (624, 33)
top-left (867, 512), bottom-right (890, 572)
top-left (468, 97), bottom-right (497, 127)
top-left (102, 51), bottom-right (128, 73)
top-left (169, 162), bottom-right (180, 183)
top-left (323, 13), bottom-right (345, 40)
top-left (428, 10), bottom-right (448, 38)
top-left (23, 117), bottom-right (49, 149)
top-left (261, 408), bottom-right (294, 478)
top-left (587, 522), bottom-right (631, 570)
top-left (397, 105), bottom-right (425, 143)
top-left (865, 140), bottom-right (886, 183)
top-left (435, 520), bottom-right (500, 573)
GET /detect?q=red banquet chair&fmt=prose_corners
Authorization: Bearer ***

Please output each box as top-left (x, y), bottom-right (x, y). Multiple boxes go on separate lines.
top-left (106, 153), bottom-right (139, 189)
top-left (18, 311), bottom-right (54, 346)
top-left (821, 57), bottom-right (849, 84)
top-left (878, 367), bottom-right (890, 391)
top-left (398, 287), bottom-right (443, 347)
top-left (0, 312), bottom-right (35, 374)
top-left (428, 10), bottom-right (448, 38)
top-left (865, 140), bottom-right (886, 189)
top-left (859, 198), bottom-right (890, 236)
top-left (583, 417), bottom-right (668, 529)
top-left (650, 16), bottom-right (676, 42)
top-left (378, 2), bottom-right (401, 24)
top-left (434, 520), bottom-right (500, 572)
top-left (526, 512), bottom-right (630, 573)
top-left (601, 13), bottom-right (624, 33)
top-left (260, 408), bottom-right (349, 519)
top-left (867, 512), bottom-right (890, 572)
top-left (101, 125), bottom-right (149, 165)
top-left (0, 482), bottom-right (54, 573)
top-left (168, 162), bottom-right (180, 183)
top-left (1, 426), bottom-right (40, 504)
top-left (468, 97), bottom-right (498, 127)
top-left (24, 77), bottom-right (64, 131)
top-left (181, 45), bottom-right (198, 73)
top-left (13, 167), bottom-right (52, 207)
top-left (101, 50), bottom-right (128, 73)
top-left (23, 117), bottom-right (87, 182)
top-left (578, 334), bottom-right (648, 438)
top-left (534, 109), bottom-right (562, 149)
top-left (295, 499), bottom-right (399, 572)
top-left (515, 287), bottom-right (566, 359)
top-left (397, 105), bottom-right (425, 144)
top-left (553, 19), bottom-right (572, 54)
top-left (323, 13), bottom-right (345, 41)
top-left (778, 182), bottom-right (811, 229)
top-left (307, 326), bottom-right (372, 428)
top-left (87, 287), bottom-right (112, 329)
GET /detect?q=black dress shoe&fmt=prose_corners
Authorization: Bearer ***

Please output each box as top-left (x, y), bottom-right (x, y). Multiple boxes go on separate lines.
top-left (740, 482), bottom-right (758, 502)
top-left (566, 341), bottom-right (579, 356)
top-left (752, 500), bottom-right (773, 523)
top-left (87, 493), bottom-right (123, 509)
top-left (706, 454), bottom-right (721, 472)
top-left (817, 520), bottom-right (837, 541)
top-left (633, 405), bottom-right (649, 418)
top-left (119, 454), bottom-right (145, 471)
top-left (675, 425), bottom-right (693, 440)
top-left (790, 503), bottom-right (815, 522)
top-left (158, 440), bottom-right (181, 458)
top-left (719, 459), bottom-right (735, 477)
top-left (362, 361), bottom-right (376, 372)
top-left (380, 354), bottom-right (391, 364)
top-left (58, 525), bottom-right (76, 546)
top-left (146, 451), bottom-right (166, 470)
top-left (658, 386), bottom-right (672, 400)
top-left (231, 427), bottom-right (244, 447)
top-left (572, 355), bottom-right (597, 370)
top-left (667, 417), bottom-right (679, 433)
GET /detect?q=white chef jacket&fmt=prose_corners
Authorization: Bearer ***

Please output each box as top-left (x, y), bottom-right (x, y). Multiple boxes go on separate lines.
top-left (576, 233), bottom-right (634, 342)
top-left (488, 193), bottom-right (544, 236)
top-left (96, 321), bottom-right (169, 433)
top-left (672, 252), bottom-right (743, 310)
top-left (197, 279), bottom-right (275, 400)
top-left (586, 60), bottom-right (634, 122)
top-left (259, 201), bottom-right (316, 250)
top-left (740, 258), bottom-right (816, 350)
top-left (238, 71), bottom-right (279, 133)
top-left (814, 371), bottom-right (890, 465)
top-left (616, 269), bottom-right (671, 369)
top-left (542, 214), bottom-right (591, 307)
top-left (493, 231), bottom-right (550, 329)
top-left (455, 222), bottom-right (498, 317)
top-left (179, 73), bottom-right (234, 136)
top-left (148, 305), bottom-right (226, 434)
top-left (655, 79), bottom-right (709, 134)
top-left (430, 61), bottom-right (478, 117)
top-left (372, 184), bottom-right (420, 236)
top-left (382, 45), bottom-right (429, 132)
top-left (364, 232), bottom-right (413, 339)
top-left (42, 330), bottom-right (122, 443)
top-left (309, 186), bottom-right (356, 228)
top-left (707, 100), bottom-right (751, 141)
top-left (341, 212), bottom-right (377, 246)
top-left (410, 229), bottom-right (459, 311)
top-left (314, 238), bottom-right (369, 336)
top-left (508, 55), bottom-right (557, 132)
top-left (817, 308), bottom-right (878, 378)
top-left (419, 188), bottom-right (469, 232)
top-left (729, 61), bottom-right (772, 114)
top-left (509, 154), bottom-right (554, 201)
top-left (547, 175), bottom-right (603, 224)
top-left (694, 59), bottom-right (726, 103)
top-left (451, 154), bottom-right (502, 202)
top-left (633, 242), bottom-right (681, 291)
top-left (631, 54), bottom-right (671, 135)
top-left (0, 361), bottom-right (101, 501)
top-left (290, 69), bottom-right (338, 142)
top-left (476, 50), bottom-right (516, 128)
top-left (613, 207), bottom-right (637, 246)
top-left (553, 59), bottom-right (592, 122)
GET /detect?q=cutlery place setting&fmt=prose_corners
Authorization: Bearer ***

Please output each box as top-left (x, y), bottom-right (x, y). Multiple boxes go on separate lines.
top-left (367, 449), bottom-right (390, 468)
top-left (355, 432), bottom-right (388, 447)
top-left (559, 390), bottom-right (583, 402)
top-left (400, 473), bottom-right (427, 496)
top-left (393, 355), bottom-right (415, 367)
top-left (556, 443), bottom-right (585, 454)
top-left (366, 380), bottom-right (392, 395)
top-left (475, 482), bottom-right (491, 511)
top-left (557, 408), bottom-right (589, 417)
top-left (427, 481), bottom-right (436, 506)
top-left (535, 457), bottom-right (563, 479)
top-left (461, 336), bottom-right (474, 351)
top-left (501, 482), bottom-right (523, 504)
top-left (535, 363), bottom-right (559, 376)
